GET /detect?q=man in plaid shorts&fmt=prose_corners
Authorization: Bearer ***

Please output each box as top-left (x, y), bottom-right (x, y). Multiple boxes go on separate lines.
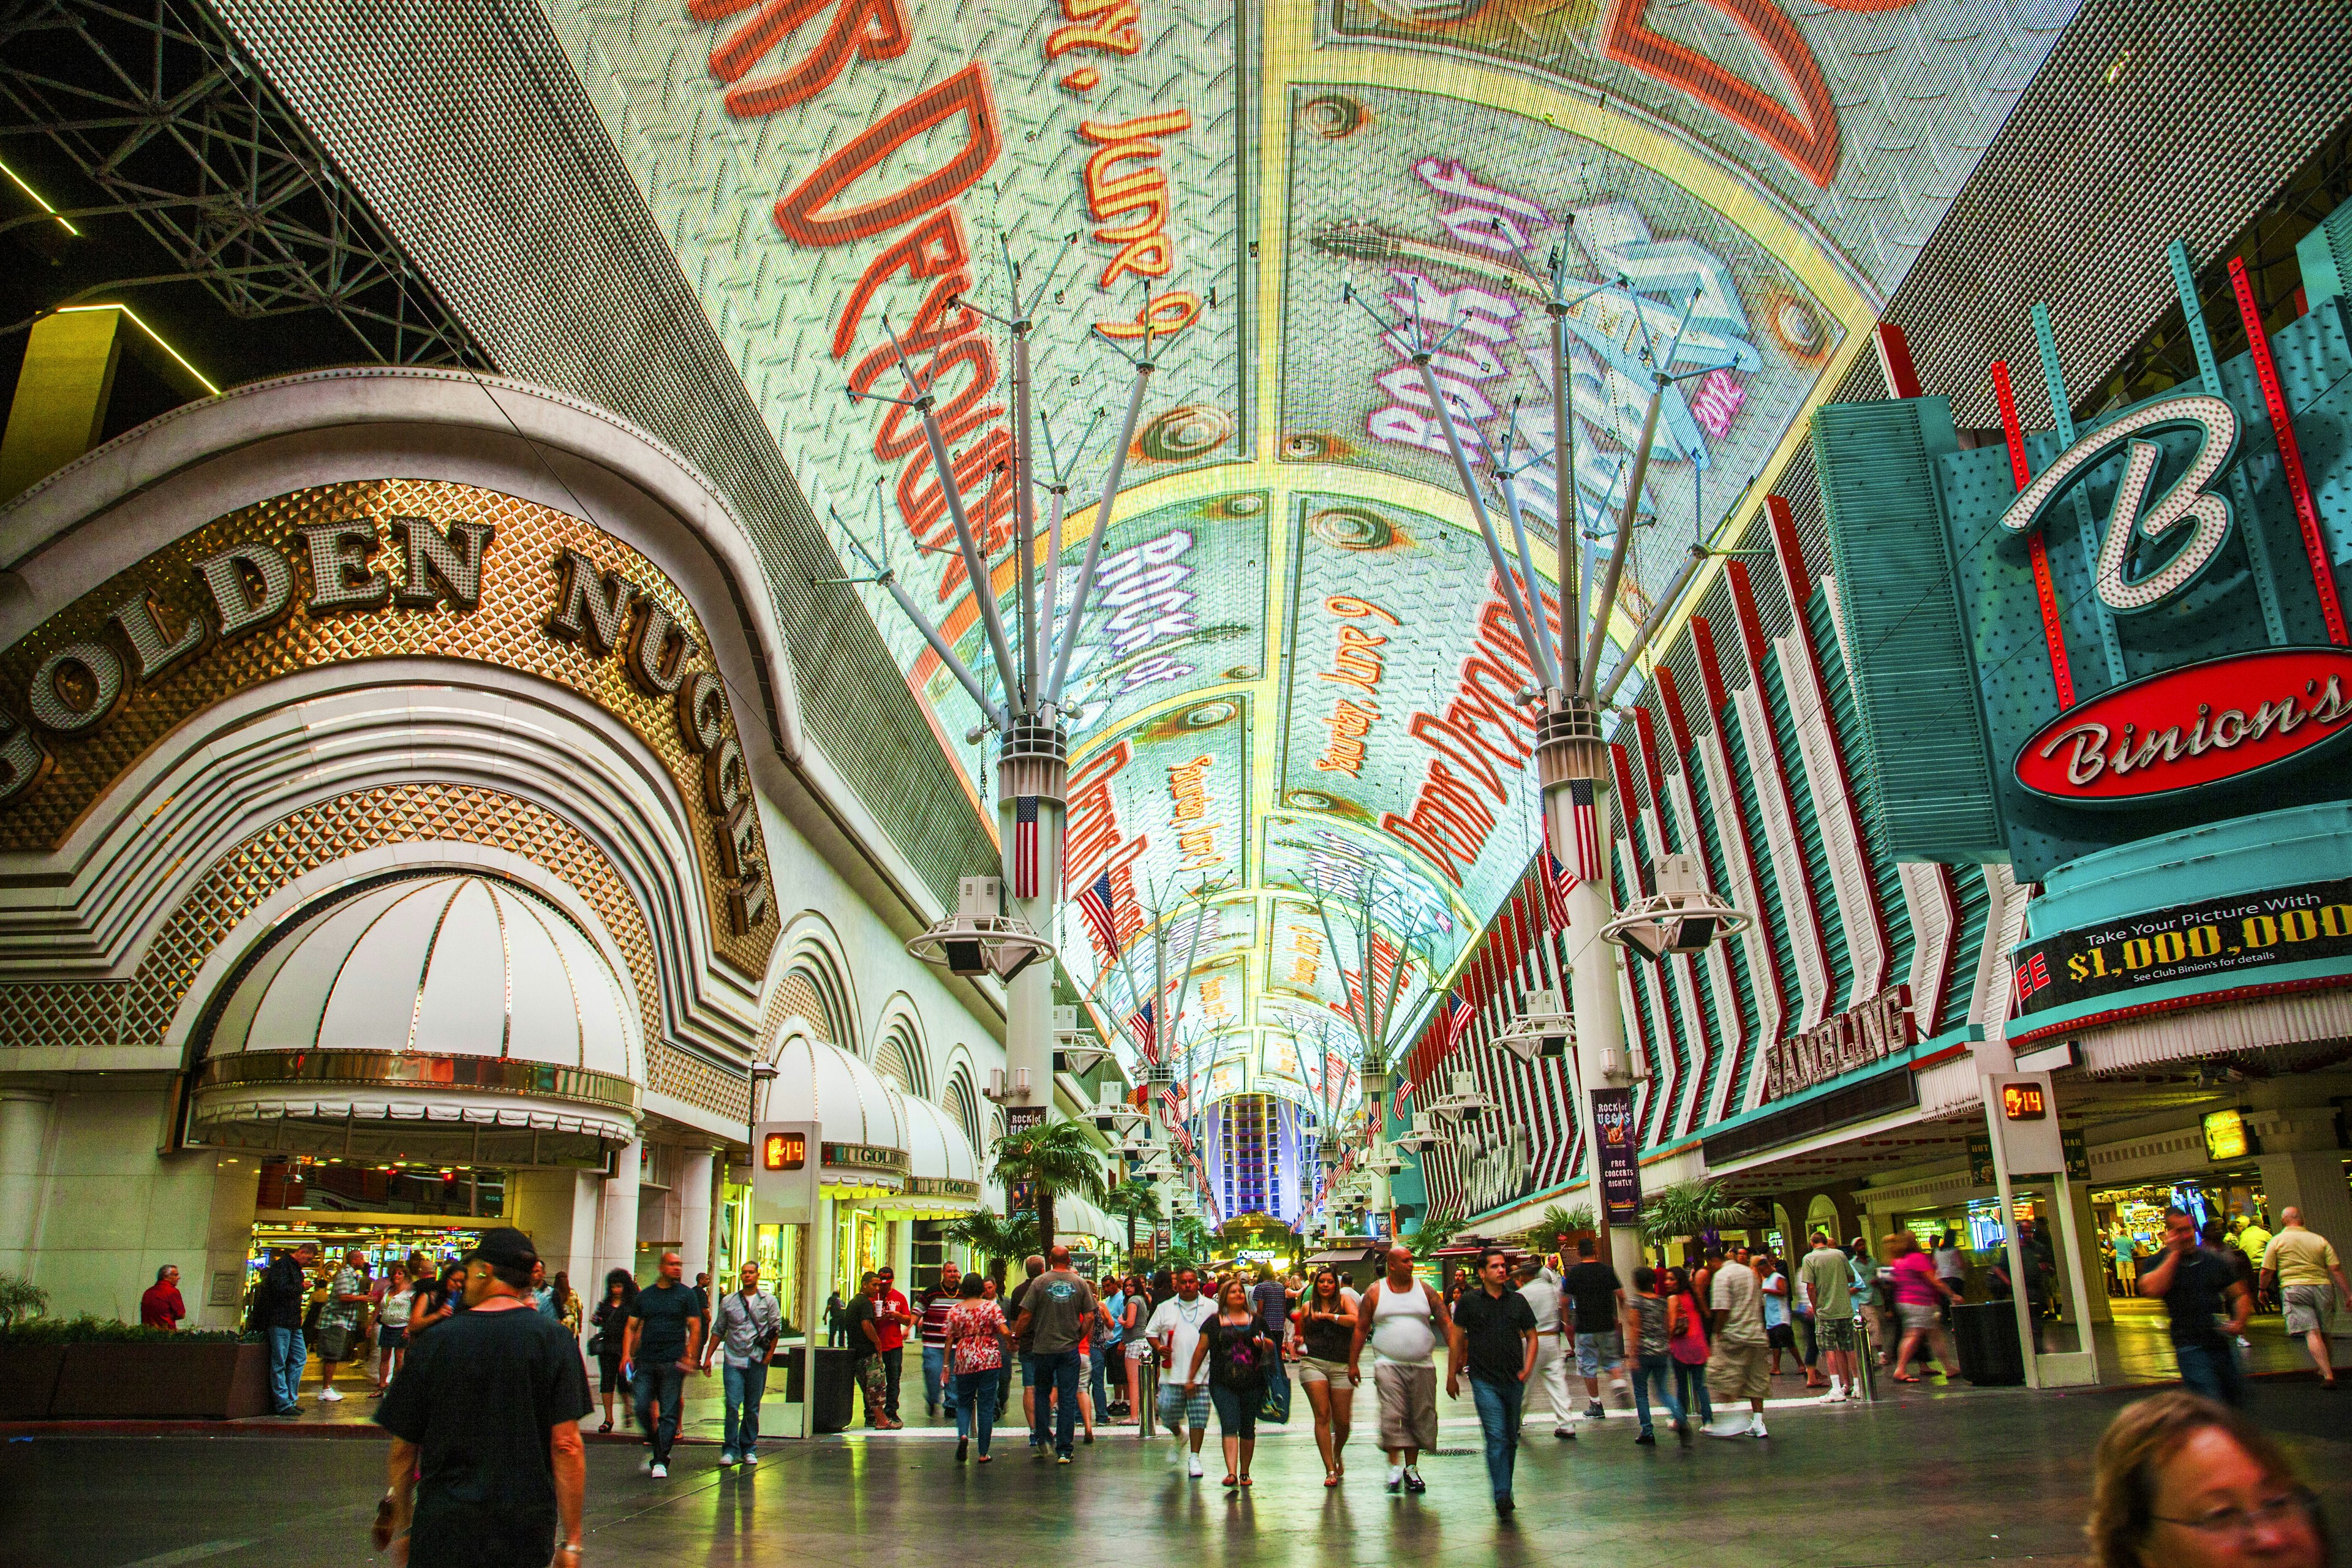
top-left (1147, 1267), bottom-right (1214, 1479)
top-left (1798, 1234), bottom-right (1859, 1403)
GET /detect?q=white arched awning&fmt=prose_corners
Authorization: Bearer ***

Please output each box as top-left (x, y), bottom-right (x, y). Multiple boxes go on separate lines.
top-left (189, 872), bottom-right (642, 1167)
top-left (875, 1091), bottom-right (982, 1219)
top-left (760, 1035), bottom-right (910, 1196)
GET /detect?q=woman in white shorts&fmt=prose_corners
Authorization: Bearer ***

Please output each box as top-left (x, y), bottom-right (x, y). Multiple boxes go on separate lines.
top-left (1292, 1267), bottom-right (1360, 1487)
top-left (1122, 1276), bottom-right (1152, 1423)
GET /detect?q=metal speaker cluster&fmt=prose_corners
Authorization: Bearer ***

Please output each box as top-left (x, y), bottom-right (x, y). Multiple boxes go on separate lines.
top-left (1423, 1068), bottom-right (1496, 1125)
top-left (906, 876), bottom-right (1054, 979)
top-left (1054, 1006), bottom-right (1115, 1077)
top-left (1602, 853), bottom-right (1751, 961)
top-left (1390, 1109), bottom-right (1446, 1152)
top-left (1493, 987), bottom-right (1575, 1063)
top-left (1091, 1079), bottom-right (1146, 1137)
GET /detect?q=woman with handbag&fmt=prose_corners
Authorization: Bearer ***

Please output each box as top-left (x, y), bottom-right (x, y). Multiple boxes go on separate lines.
top-left (1665, 1266), bottom-right (1714, 1428)
top-left (944, 1273), bottom-right (1011, 1462)
top-left (589, 1268), bottom-right (637, 1433)
top-left (1188, 1277), bottom-right (1279, 1489)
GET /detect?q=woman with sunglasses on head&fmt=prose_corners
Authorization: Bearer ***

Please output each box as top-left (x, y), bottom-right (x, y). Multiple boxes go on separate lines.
top-left (2089, 1390), bottom-right (2328, 1568)
top-left (1293, 1267), bottom-right (1359, 1487)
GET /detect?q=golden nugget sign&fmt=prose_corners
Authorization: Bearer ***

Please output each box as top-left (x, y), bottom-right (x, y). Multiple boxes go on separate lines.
top-left (0, 481), bottom-right (773, 963)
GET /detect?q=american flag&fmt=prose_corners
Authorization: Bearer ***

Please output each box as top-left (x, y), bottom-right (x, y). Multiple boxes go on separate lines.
top-left (1076, 869), bottom-right (1121, 959)
top-left (1125, 998), bottom-right (1156, 1060)
top-left (1561, 778), bottom-right (1603, 884)
top-left (1011, 795), bottom-right (1041, 899)
top-left (1539, 821), bottom-right (1574, 927)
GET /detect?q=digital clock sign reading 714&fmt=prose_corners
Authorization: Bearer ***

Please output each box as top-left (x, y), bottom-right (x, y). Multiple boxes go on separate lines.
top-left (2010, 876), bottom-right (2352, 1029)
top-left (2001, 1082), bottom-right (2048, 1121)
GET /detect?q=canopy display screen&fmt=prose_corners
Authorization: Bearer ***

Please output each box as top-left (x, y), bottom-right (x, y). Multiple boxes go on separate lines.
top-left (545, 0), bottom-right (2081, 1133)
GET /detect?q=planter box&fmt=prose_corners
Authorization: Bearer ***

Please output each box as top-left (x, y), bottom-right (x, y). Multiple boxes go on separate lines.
top-left (48, 1341), bottom-right (271, 1419)
top-left (0, 1345), bottom-right (66, 1418)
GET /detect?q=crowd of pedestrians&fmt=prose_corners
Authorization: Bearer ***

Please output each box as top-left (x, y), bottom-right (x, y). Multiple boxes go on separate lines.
top-left (311, 1204), bottom-right (2347, 1561)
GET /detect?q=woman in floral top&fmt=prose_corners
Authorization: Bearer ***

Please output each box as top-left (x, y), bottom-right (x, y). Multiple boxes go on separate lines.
top-left (943, 1273), bottom-right (1010, 1463)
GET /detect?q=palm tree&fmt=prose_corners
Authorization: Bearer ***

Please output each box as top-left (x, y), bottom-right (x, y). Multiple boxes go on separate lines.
top-left (1408, 1216), bottom-right (1458, 1264)
top-left (1101, 1179), bottom-right (1164, 1269)
top-left (942, 1208), bottom-right (1039, 1287)
top-left (1170, 1213), bottom-right (1215, 1264)
top-left (1533, 1203), bottom-right (1596, 1260)
top-left (1639, 1178), bottom-right (1755, 1250)
top-left (990, 1118), bottom-right (1108, 1255)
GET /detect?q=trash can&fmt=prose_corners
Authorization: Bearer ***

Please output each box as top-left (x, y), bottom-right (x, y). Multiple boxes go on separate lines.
top-left (780, 1344), bottom-right (859, 1431)
top-left (1948, 1302), bottom-right (2026, 1385)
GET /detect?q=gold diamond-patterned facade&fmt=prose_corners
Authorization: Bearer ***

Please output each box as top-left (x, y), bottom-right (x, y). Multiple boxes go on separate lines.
top-left (0, 479), bottom-right (775, 979)
top-left (0, 781), bottom-right (751, 1123)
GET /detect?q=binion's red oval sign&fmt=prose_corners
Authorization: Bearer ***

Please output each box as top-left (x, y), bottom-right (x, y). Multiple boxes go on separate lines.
top-left (2015, 647), bottom-right (2352, 805)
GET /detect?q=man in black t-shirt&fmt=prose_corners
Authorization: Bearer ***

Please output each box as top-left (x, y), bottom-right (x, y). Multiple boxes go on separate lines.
top-left (2139, 1207), bottom-right (2251, 1407)
top-left (375, 1227), bottom-right (589, 1568)
top-left (1446, 1248), bottom-right (1537, 1516)
top-left (1562, 1237), bottom-right (1626, 1420)
top-left (623, 1251), bottom-right (704, 1476)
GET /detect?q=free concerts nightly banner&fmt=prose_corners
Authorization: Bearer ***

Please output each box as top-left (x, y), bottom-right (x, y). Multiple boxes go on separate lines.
top-left (2011, 876), bottom-right (2352, 1019)
top-left (1592, 1087), bottom-right (1642, 1226)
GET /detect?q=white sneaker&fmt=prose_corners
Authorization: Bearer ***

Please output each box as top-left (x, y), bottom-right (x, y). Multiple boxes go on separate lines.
top-left (718, 1451), bottom-right (739, 1466)
top-left (650, 1461), bottom-right (668, 1479)
top-left (1702, 1415), bottom-right (1754, 1439)
top-left (1818, 1387), bottom-right (1845, 1403)
top-left (1187, 1454), bottom-right (1204, 1479)
top-left (741, 1450), bottom-right (758, 1468)
top-left (1749, 1422), bottom-right (1770, 1439)
top-left (317, 1388), bottom-right (344, 1403)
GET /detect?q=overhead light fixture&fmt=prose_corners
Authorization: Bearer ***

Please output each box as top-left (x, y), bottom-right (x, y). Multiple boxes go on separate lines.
top-left (1493, 987), bottom-right (1575, 1063)
top-left (907, 875), bottom-right (1054, 980)
top-left (1604, 853), bottom-right (1751, 961)
top-left (0, 154), bottom-right (77, 236)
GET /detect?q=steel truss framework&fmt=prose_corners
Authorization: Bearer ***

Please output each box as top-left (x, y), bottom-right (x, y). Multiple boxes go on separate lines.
top-left (0, 0), bottom-right (480, 366)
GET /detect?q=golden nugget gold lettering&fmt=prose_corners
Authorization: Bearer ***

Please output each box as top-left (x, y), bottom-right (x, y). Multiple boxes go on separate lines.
top-left (0, 507), bottom-right (771, 938)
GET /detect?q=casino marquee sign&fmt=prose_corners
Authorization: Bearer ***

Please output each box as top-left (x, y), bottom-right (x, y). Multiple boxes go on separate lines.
top-left (0, 480), bottom-right (778, 973)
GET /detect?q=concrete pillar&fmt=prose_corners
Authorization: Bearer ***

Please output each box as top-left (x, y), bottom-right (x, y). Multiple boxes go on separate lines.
top-left (599, 1139), bottom-right (644, 1286)
top-left (674, 1147), bottom-right (714, 1285)
top-left (0, 1090), bottom-right (55, 1278)
top-left (200, 1153), bottom-right (261, 1331)
top-left (2060, 1175), bottom-right (2113, 1325)
top-left (510, 1168), bottom-right (605, 1313)
top-left (2258, 1148), bottom-right (2352, 1287)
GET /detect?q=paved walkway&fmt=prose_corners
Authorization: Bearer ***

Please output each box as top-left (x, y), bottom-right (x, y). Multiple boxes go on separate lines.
top-left (13, 1376), bottom-right (2350, 1568)
top-left (223, 1298), bottom-right (2342, 1441)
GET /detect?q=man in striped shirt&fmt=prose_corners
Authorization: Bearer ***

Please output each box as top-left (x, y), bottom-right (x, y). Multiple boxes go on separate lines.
top-left (918, 1262), bottom-right (963, 1422)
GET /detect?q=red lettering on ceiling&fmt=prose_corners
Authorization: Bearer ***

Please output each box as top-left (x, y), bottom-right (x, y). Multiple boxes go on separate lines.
top-left (1598, 0), bottom-right (1842, 189)
top-left (697, 0), bottom-right (913, 119)
top-left (773, 64), bottom-right (1003, 248)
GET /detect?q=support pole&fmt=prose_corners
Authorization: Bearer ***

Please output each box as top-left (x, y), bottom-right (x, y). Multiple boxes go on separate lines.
top-left (1549, 283), bottom-right (1580, 687)
top-left (1581, 379), bottom-right (1667, 699)
top-left (1411, 356), bottom-right (1558, 693)
top-left (1012, 323), bottom-right (1040, 707)
top-left (1047, 360), bottom-right (1153, 706)
top-left (1538, 701), bottom-right (1642, 1284)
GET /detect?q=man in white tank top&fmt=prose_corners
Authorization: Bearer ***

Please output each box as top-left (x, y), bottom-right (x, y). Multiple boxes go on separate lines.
top-left (1347, 1243), bottom-right (1454, 1493)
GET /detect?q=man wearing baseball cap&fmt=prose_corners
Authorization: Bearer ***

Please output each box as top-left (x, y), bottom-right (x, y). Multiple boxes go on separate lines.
top-left (375, 1227), bottom-right (591, 1567)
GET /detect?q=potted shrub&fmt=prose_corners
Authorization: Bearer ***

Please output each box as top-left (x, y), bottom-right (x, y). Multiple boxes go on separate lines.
top-left (0, 1313), bottom-right (270, 1420)
top-left (0, 1275), bottom-right (60, 1419)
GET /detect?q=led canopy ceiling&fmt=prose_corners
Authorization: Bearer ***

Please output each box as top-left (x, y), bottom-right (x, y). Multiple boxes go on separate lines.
top-left (546, 0), bottom-right (2081, 1133)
